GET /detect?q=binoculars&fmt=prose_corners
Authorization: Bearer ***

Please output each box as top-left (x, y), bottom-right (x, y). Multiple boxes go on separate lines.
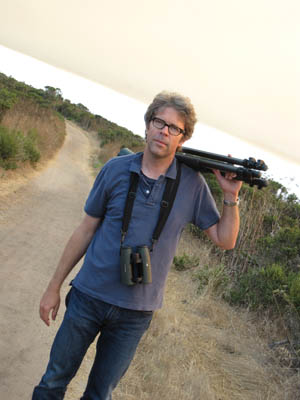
top-left (120, 246), bottom-right (152, 286)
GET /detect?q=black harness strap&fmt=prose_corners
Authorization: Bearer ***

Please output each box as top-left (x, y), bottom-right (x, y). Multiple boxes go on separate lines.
top-left (151, 162), bottom-right (181, 248)
top-left (121, 161), bottom-right (182, 250)
top-left (121, 172), bottom-right (140, 244)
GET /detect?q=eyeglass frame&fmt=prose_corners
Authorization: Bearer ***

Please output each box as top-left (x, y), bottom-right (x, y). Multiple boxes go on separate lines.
top-left (151, 117), bottom-right (185, 136)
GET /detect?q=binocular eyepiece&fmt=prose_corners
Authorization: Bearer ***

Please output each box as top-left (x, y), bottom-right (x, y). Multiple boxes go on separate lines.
top-left (120, 246), bottom-right (152, 286)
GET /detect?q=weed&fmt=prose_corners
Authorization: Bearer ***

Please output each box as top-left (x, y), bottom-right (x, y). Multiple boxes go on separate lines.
top-left (194, 264), bottom-right (229, 295)
top-left (173, 253), bottom-right (199, 271)
top-left (0, 125), bottom-right (40, 168)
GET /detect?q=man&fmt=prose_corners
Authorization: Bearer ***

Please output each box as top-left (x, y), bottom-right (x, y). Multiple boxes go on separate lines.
top-left (33, 92), bottom-right (242, 399)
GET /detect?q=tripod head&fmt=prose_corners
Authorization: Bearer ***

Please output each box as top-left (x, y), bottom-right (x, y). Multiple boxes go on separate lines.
top-left (181, 147), bottom-right (268, 171)
top-left (177, 147), bottom-right (268, 189)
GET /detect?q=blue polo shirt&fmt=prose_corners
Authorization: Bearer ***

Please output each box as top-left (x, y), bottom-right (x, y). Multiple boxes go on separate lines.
top-left (72, 152), bottom-right (220, 311)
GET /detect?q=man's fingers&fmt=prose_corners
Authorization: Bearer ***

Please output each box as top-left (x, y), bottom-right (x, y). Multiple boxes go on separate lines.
top-left (52, 303), bottom-right (60, 321)
top-left (40, 304), bottom-right (51, 326)
top-left (39, 291), bottom-right (60, 326)
top-left (225, 172), bottom-right (237, 180)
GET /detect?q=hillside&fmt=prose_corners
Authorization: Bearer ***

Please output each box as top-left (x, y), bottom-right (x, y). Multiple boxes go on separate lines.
top-left (1, 73), bottom-right (299, 398)
top-left (0, 71), bottom-right (144, 197)
top-left (1, 98), bottom-right (65, 160)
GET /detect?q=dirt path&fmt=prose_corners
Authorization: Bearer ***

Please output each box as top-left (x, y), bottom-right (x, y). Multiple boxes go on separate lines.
top-left (0, 122), bottom-right (95, 400)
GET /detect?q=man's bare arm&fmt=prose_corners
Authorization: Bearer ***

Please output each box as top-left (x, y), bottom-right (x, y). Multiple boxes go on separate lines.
top-left (39, 214), bottom-right (101, 326)
top-left (205, 169), bottom-right (242, 250)
top-left (205, 200), bottom-right (240, 250)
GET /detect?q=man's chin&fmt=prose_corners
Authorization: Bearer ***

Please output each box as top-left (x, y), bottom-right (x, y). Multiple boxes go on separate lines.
top-left (151, 150), bottom-right (173, 160)
top-left (145, 143), bottom-right (175, 159)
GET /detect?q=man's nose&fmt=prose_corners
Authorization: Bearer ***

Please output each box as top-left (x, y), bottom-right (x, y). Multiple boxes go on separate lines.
top-left (160, 124), bottom-right (169, 135)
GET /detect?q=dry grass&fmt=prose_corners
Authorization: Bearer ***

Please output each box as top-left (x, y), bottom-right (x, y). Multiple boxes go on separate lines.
top-left (0, 100), bottom-right (66, 199)
top-left (65, 230), bottom-right (298, 399)
top-left (1, 99), bottom-right (65, 159)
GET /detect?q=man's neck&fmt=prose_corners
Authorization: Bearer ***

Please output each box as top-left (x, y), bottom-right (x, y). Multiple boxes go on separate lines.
top-left (141, 151), bottom-right (174, 179)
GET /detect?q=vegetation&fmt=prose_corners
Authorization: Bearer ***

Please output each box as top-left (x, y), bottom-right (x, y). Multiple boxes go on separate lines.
top-left (97, 124), bottom-right (144, 150)
top-left (0, 72), bottom-right (143, 170)
top-left (182, 174), bottom-right (300, 311)
top-left (172, 173), bottom-right (300, 377)
top-left (0, 126), bottom-right (40, 169)
top-left (173, 253), bottom-right (199, 271)
top-left (0, 72), bottom-right (140, 138)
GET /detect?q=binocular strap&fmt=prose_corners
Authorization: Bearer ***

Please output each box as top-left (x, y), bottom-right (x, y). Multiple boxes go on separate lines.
top-left (121, 160), bottom-right (182, 250)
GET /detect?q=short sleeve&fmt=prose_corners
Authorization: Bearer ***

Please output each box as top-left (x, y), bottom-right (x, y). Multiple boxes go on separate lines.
top-left (84, 164), bottom-right (111, 217)
top-left (193, 174), bottom-right (220, 230)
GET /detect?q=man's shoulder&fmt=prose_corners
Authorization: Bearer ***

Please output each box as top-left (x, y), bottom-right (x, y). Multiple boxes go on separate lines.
top-left (102, 152), bottom-right (142, 173)
top-left (105, 152), bottom-right (139, 165)
top-left (179, 161), bottom-right (206, 184)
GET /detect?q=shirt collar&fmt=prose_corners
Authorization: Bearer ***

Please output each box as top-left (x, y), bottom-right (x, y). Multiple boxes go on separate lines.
top-left (129, 152), bottom-right (177, 180)
top-left (129, 152), bottom-right (143, 174)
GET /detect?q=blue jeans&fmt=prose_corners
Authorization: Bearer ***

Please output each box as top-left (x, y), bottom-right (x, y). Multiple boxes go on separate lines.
top-left (32, 287), bottom-right (153, 400)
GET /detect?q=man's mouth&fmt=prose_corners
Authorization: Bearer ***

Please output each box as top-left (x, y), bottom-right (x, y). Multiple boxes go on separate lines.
top-left (154, 139), bottom-right (168, 146)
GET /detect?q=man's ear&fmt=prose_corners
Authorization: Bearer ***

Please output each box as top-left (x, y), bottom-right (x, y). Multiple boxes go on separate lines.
top-left (176, 136), bottom-right (187, 152)
top-left (179, 135), bottom-right (187, 146)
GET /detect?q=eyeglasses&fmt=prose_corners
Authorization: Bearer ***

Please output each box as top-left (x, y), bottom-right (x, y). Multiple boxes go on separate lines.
top-left (151, 117), bottom-right (185, 136)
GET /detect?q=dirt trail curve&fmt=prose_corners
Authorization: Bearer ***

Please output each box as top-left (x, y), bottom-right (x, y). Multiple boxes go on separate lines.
top-left (0, 122), bottom-right (95, 400)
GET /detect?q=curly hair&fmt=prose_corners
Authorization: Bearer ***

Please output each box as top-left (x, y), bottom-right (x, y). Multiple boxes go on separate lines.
top-left (144, 91), bottom-right (197, 140)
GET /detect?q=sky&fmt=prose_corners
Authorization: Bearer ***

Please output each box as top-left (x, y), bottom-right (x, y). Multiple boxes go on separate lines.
top-left (0, 44), bottom-right (299, 199)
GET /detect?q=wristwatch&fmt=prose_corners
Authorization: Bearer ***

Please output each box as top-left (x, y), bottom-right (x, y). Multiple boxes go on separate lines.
top-left (223, 198), bottom-right (239, 207)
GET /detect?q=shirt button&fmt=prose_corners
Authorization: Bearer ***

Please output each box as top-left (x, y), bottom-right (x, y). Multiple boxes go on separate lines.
top-left (146, 190), bottom-right (150, 194)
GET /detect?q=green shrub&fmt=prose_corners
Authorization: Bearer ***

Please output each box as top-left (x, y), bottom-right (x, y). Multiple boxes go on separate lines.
top-left (0, 159), bottom-right (17, 170)
top-left (0, 126), bottom-right (18, 159)
top-left (259, 227), bottom-right (300, 270)
top-left (289, 274), bottom-right (300, 308)
top-left (23, 138), bottom-right (40, 162)
top-left (229, 264), bottom-right (288, 310)
top-left (23, 129), bottom-right (40, 162)
top-left (173, 253), bottom-right (199, 271)
top-left (0, 125), bottom-right (40, 168)
top-left (98, 127), bottom-right (144, 151)
top-left (0, 88), bottom-right (17, 111)
top-left (194, 264), bottom-right (229, 294)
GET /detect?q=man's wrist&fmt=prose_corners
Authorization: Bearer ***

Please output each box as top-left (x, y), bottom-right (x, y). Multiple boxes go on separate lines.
top-left (223, 198), bottom-right (239, 207)
top-left (47, 280), bottom-right (62, 293)
top-left (223, 192), bottom-right (239, 202)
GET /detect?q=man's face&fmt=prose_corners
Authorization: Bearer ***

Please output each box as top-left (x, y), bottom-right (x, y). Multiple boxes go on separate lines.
top-left (145, 107), bottom-right (186, 160)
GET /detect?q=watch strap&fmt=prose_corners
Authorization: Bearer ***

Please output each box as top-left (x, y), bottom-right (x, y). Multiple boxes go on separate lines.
top-left (224, 199), bottom-right (239, 207)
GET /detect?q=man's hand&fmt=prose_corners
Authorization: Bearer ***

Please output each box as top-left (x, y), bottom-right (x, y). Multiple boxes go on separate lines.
top-left (213, 169), bottom-right (242, 200)
top-left (39, 288), bottom-right (61, 326)
top-left (212, 154), bottom-right (243, 200)
top-left (205, 156), bottom-right (243, 250)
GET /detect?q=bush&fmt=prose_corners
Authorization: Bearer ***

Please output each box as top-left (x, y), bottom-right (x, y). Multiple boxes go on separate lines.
top-left (259, 226), bottom-right (300, 270)
top-left (23, 138), bottom-right (40, 162)
top-left (0, 126), bottom-right (18, 159)
top-left (289, 274), bottom-right (300, 308)
top-left (194, 264), bottom-right (229, 294)
top-left (0, 88), bottom-right (17, 112)
top-left (23, 129), bottom-right (40, 162)
top-left (98, 127), bottom-right (144, 151)
top-left (0, 125), bottom-right (40, 168)
top-left (228, 264), bottom-right (288, 310)
top-left (173, 253), bottom-right (199, 271)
